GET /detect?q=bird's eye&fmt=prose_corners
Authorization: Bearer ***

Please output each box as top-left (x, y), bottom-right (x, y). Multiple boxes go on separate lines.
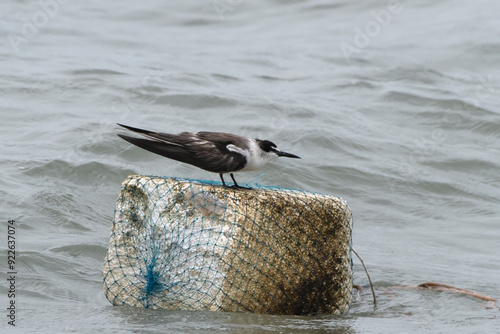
top-left (257, 139), bottom-right (277, 152)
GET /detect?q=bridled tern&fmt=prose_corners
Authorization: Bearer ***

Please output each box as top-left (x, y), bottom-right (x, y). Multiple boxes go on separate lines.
top-left (117, 123), bottom-right (300, 189)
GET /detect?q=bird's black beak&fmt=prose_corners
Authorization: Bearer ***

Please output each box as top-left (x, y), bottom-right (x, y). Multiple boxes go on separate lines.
top-left (276, 150), bottom-right (301, 159)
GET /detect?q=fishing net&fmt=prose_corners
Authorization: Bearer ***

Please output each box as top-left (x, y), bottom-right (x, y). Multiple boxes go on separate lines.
top-left (103, 175), bottom-right (353, 315)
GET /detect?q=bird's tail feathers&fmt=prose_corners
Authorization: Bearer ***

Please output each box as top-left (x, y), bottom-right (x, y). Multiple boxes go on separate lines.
top-left (117, 123), bottom-right (181, 146)
top-left (117, 134), bottom-right (197, 165)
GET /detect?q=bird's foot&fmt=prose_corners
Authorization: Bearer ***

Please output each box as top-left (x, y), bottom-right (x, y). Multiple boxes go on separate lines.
top-left (221, 173), bottom-right (252, 190)
top-left (226, 184), bottom-right (252, 190)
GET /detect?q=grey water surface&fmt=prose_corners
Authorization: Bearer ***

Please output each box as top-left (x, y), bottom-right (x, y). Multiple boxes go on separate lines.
top-left (1, 0), bottom-right (499, 333)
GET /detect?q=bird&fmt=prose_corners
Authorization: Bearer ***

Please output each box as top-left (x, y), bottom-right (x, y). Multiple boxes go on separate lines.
top-left (116, 123), bottom-right (300, 189)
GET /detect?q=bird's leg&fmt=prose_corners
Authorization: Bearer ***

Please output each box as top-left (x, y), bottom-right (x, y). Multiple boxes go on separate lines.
top-left (230, 173), bottom-right (251, 190)
top-left (219, 173), bottom-right (227, 187)
top-left (230, 173), bottom-right (239, 187)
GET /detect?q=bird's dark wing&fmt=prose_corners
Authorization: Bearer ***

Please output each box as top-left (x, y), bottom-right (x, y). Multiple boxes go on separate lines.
top-left (117, 125), bottom-right (248, 173)
top-left (183, 141), bottom-right (245, 173)
top-left (190, 132), bottom-right (250, 172)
